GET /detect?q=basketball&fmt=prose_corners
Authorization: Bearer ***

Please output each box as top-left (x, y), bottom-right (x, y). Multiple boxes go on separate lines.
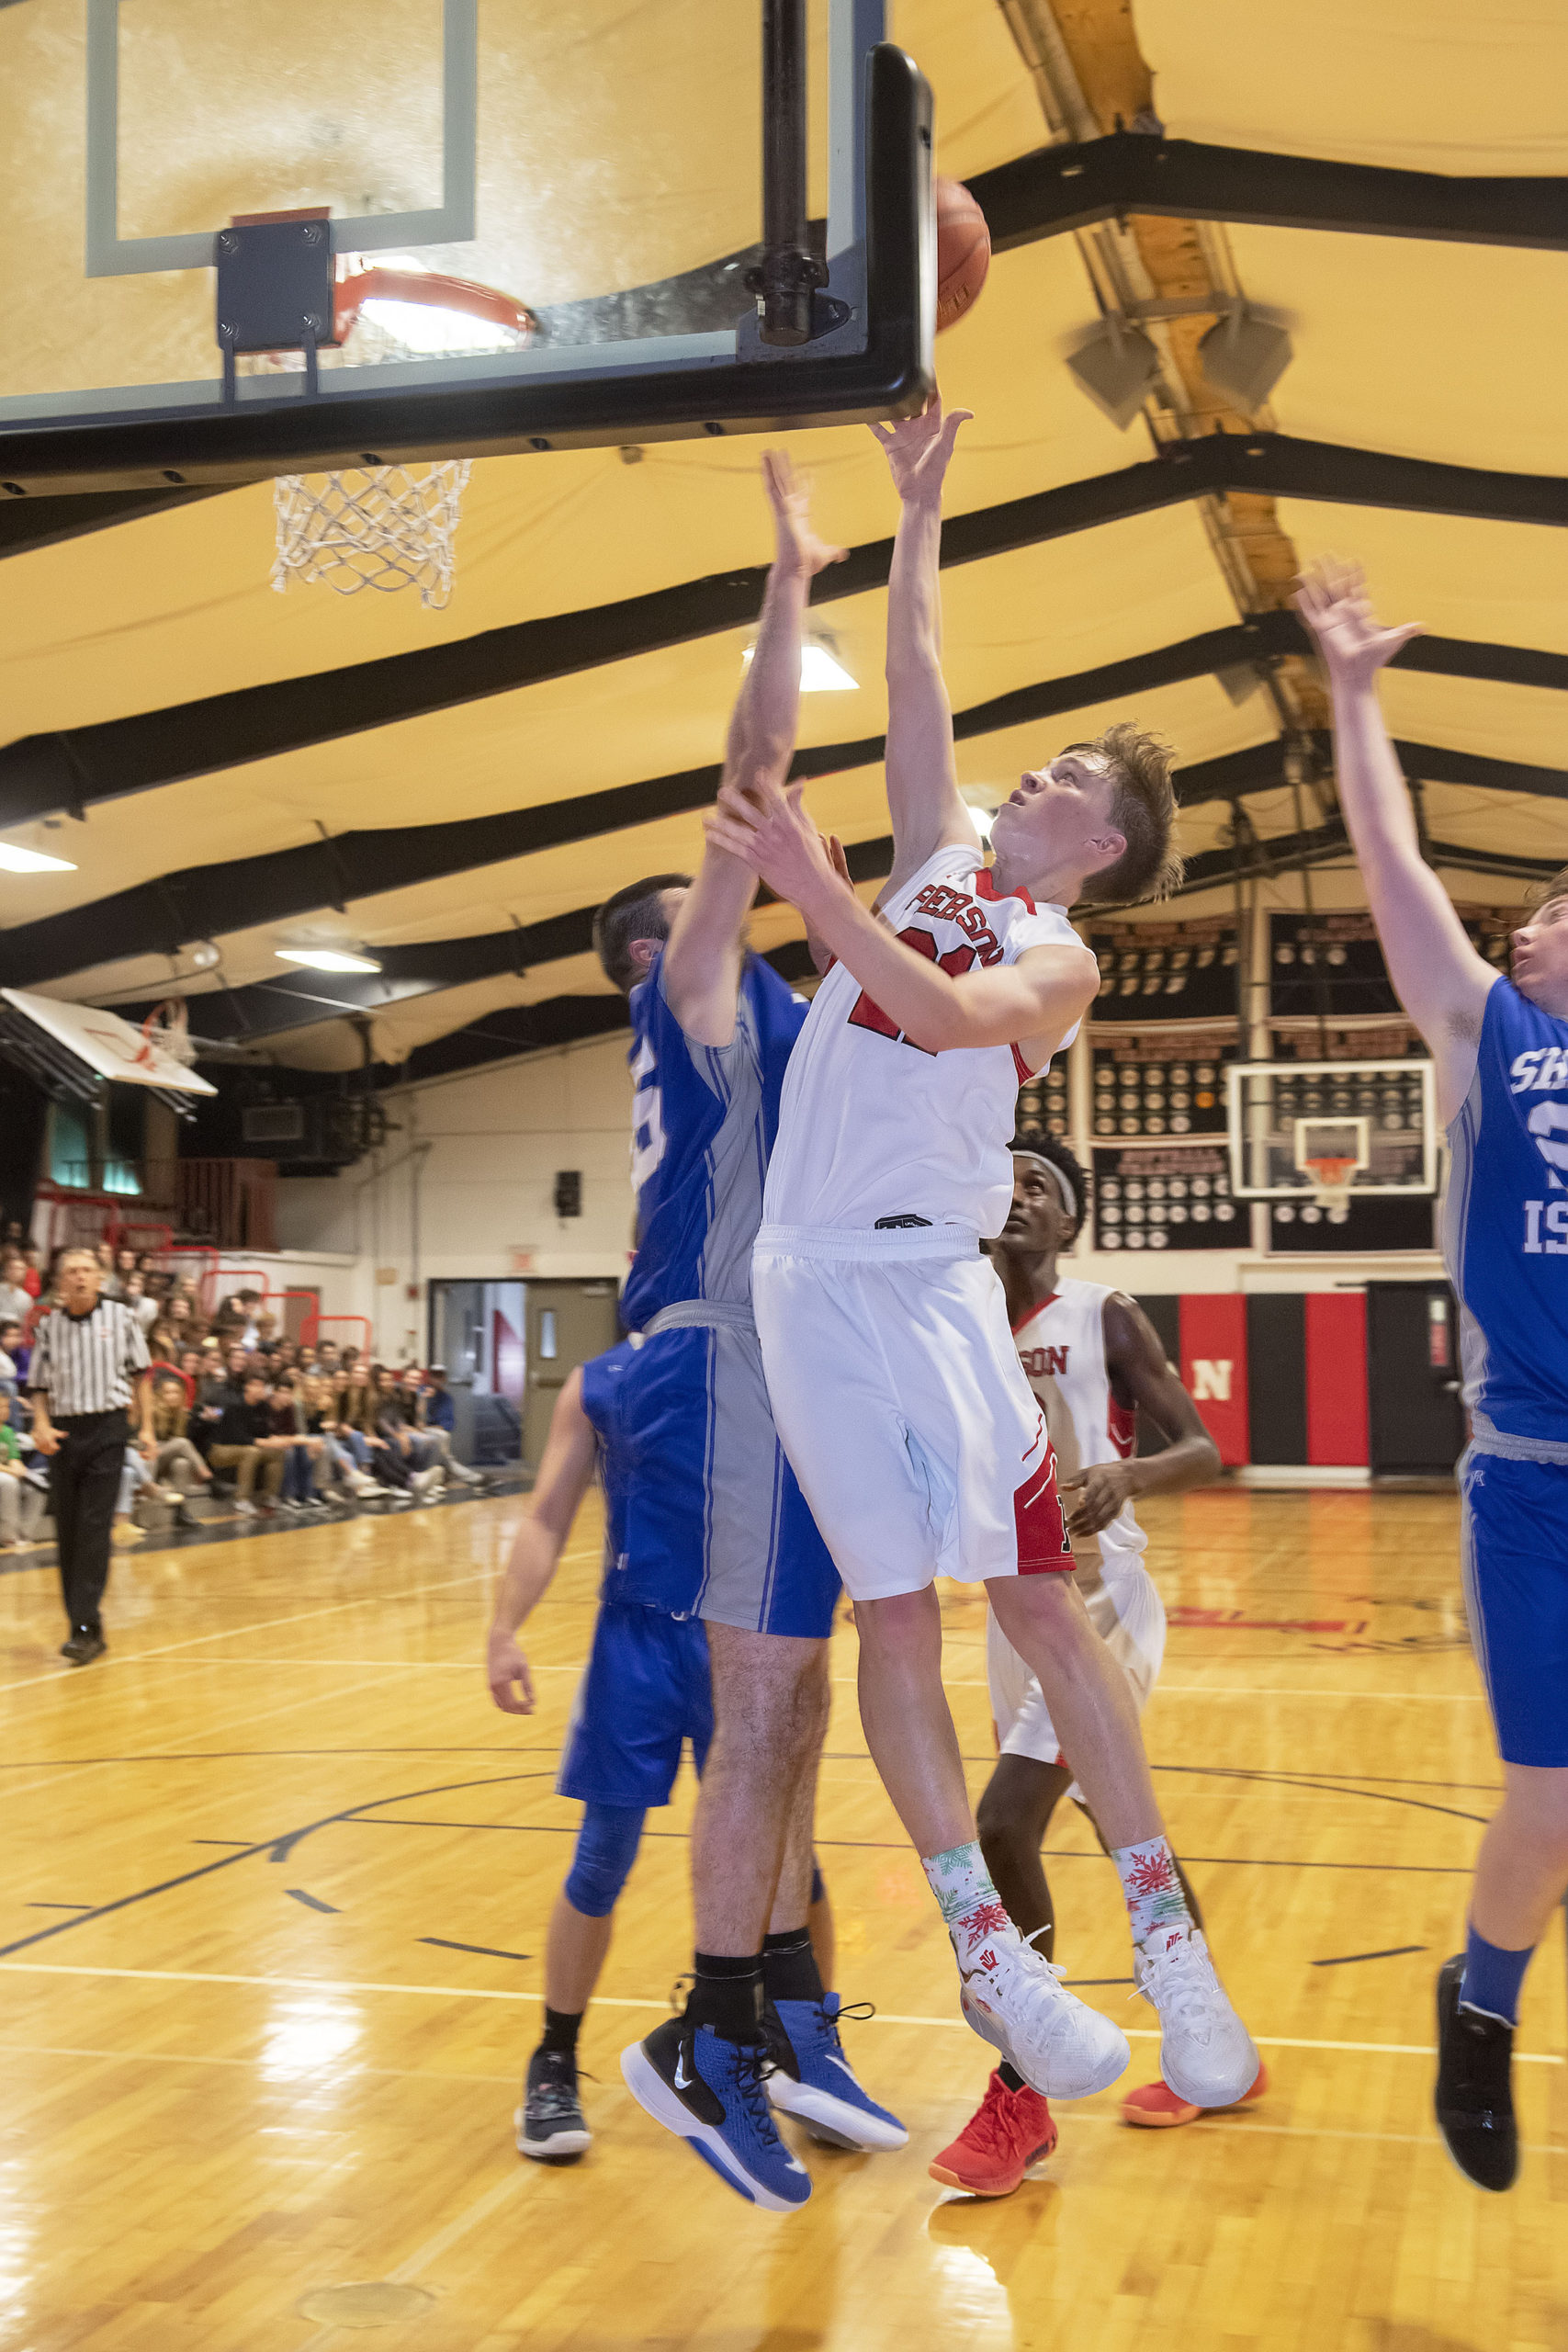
top-left (934, 175), bottom-right (991, 332)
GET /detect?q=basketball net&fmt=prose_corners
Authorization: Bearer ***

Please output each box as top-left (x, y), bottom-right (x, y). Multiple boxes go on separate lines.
top-left (1303, 1154), bottom-right (1357, 1214)
top-left (272, 462), bottom-right (472, 611)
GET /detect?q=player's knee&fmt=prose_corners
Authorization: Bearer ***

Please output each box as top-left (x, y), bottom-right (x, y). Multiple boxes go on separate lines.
top-left (563, 1802), bottom-right (646, 1918)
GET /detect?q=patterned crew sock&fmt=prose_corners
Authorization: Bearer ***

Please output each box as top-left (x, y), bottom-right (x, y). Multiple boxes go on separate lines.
top-left (1460, 1923), bottom-right (1534, 2026)
top-left (1112, 1837), bottom-right (1196, 1952)
top-left (922, 1840), bottom-right (1013, 1962)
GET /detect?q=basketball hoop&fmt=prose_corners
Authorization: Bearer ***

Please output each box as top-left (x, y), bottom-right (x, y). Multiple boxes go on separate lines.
top-left (1303, 1155), bottom-right (1358, 1214)
top-left (260, 237), bottom-right (536, 611)
top-left (273, 462), bottom-right (474, 609)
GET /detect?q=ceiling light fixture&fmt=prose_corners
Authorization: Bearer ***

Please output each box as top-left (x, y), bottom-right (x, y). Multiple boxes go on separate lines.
top-left (276, 947), bottom-right (382, 975)
top-left (0, 842), bottom-right (78, 874)
top-left (743, 629), bottom-right (857, 693)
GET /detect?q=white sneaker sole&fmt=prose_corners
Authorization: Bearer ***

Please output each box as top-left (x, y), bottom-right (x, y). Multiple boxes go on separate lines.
top-left (513, 2106), bottom-right (591, 2162)
top-left (765, 2074), bottom-right (908, 2151)
top-left (1159, 2029), bottom-right (1260, 2111)
top-left (961, 1982), bottom-right (1130, 2101)
top-left (619, 2044), bottom-right (809, 2212)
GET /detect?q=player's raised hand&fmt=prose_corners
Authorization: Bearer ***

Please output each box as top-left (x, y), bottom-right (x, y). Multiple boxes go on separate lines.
top-left (1294, 560), bottom-right (1422, 685)
top-left (761, 448), bottom-right (848, 580)
top-left (869, 390), bottom-right (973, 505)
top-left (705, 771), bottom-right (837, 914)
top-left (486, 1631), bottom-right (536, 1716)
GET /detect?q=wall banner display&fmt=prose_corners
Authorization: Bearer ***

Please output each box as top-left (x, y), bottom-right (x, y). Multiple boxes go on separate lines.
top-left (1091, 1142), bottom-right (1240, 1255)
top-left (1090, 1030), bottom-right (1237, 1141)
top-left (1089, 918), bottom-right (1239, 1024)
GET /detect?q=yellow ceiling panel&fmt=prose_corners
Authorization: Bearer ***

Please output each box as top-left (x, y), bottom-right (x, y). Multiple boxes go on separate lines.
top-left (1277, 503), bottom-right (1568, 655)
top-left (1237, 232), bottom-right (1568, 478)
top-left (1138, 0), bottom-right (1568, 171)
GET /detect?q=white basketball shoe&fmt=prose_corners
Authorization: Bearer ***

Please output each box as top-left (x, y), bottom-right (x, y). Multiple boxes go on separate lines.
top-left (958, 1928), bottom-right (1131, 2100)
top-left (1135, 1928), bottom-right (1259, 2109)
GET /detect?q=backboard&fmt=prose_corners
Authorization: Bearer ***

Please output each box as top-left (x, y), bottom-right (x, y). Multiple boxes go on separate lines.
top-left (0, 0), bottom-right (930, 492)
top-left (1226, 1058), bottom-right (1438, 1222)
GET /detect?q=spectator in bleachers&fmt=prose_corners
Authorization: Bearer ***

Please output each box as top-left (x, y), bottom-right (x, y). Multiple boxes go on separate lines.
top-left (270, 1370), bottom-right (329, 1512)
top-left (0, 1323), bottom-right (18, 1399)
top-left (310, 1374), bottom-right (378, 1501)
top-left (0, 1253), bottom-right (33, 1329)
top-left (149, 1374), bottom-right (209, 1527)
top-left (109, 1245), bottom-right (141, 1297)
top-left (122, 1272), bottom-right (158, 1334)
top-left (210, 1374), bottom-right (286, 1515)
top-left (404, 1363), bottom-right (486, 1489)
top-left (370, 1365), bottom-right (444, 1498)
top-left (317, 1341), bottom-right (341, 1376)
top-left (0, 1392), bottom-right (45, 1552)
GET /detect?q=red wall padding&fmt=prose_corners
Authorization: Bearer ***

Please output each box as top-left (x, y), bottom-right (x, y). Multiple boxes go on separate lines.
top-left (1179, 1294), bottom-right (1250, 1466)
top-left (1305, 1291), bottom-right (1369, 1465)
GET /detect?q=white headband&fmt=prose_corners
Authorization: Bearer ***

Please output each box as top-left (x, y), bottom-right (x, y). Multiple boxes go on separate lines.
top-left (1013, 1150), bottom-right (1079, 1222)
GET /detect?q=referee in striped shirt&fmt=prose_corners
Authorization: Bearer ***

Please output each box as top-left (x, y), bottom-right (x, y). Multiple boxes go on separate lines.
top-left (28, 1246), bottom-right (153, 1666)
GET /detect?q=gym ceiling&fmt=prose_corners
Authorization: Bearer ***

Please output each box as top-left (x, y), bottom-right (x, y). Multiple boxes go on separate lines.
top-left (0, 0), bottom-right (1563, 1085)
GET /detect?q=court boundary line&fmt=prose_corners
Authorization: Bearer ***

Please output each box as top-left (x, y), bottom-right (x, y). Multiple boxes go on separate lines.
top-left (0, 1962), bottom-right (1557, 2063)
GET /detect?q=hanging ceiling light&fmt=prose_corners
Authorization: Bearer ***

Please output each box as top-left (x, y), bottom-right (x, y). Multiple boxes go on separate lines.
top-left (742, 628), bottom-right (857, 692)
top-left (0, 841), bottom-right (76, 874)
top-left (276, 946), bottom-right (382, 975)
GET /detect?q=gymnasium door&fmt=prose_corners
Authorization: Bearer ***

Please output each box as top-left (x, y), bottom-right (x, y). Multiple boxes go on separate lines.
top-left (522, 1281), bottom-right (622, 1469)
top-left (1366, 1282), bottom-right (1466, 1476)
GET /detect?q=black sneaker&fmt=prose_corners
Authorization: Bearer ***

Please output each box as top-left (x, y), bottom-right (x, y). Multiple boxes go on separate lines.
top-left (515, 2046), bottom-right (591, 2165)
top-left (60, 1630), bottom-right (107, 1666)
top-left (1435, 1953), bottom-right (1517, 2191)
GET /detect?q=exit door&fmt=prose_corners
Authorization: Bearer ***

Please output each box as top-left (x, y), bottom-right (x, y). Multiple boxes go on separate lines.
top-left (522, 1281), bottom-right (623, 1469)
top-left (1367, 1282), bottom-right (1465, 1476)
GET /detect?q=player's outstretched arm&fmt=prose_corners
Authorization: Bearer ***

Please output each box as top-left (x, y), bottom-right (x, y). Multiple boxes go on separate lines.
top-left (705, 774), bottom-right (1099, 1057)
top-left (663, 451), bottom-right (846, 1047)
top-left (872, 395), bottom-right (980, 898)
top-left (1060, 1297), bottom-right (1221, 1540)
top-left (1295, 562), bottom-right (1495, 1119)
top-left (485, 1367), bottom-right (599, 1715)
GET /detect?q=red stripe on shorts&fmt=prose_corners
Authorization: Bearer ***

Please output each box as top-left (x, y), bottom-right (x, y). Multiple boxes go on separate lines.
top-left (1013, 1445), bottom-right (1073, 1575)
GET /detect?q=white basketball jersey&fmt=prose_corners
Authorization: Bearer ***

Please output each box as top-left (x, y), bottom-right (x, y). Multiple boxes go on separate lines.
top-left (762, 842), bottom-right (1089, 1239)
top-left (1011, 1276), bottom-right (1149, 1577)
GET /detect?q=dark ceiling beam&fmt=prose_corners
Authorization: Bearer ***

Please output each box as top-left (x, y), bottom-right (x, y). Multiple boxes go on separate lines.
top-left (0, 483), bottom-right (228, 562)
top-left (13, 662), bottom-right (1568, 994)
top-left (4, 431), bottom-right (1564, 832)
top-left (966, 132), bottom-right (1568, 255)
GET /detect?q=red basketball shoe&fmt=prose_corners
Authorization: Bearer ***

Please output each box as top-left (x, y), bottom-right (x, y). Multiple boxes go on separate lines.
top-left (928, 2070), bottom-right (1058, 2197)
top-left (1121, 2060), bottom-right (1269, 2128)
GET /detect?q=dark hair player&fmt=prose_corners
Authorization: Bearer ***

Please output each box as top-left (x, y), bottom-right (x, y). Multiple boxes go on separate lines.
top-left (929, 1137), bottom-right (1265, 2197)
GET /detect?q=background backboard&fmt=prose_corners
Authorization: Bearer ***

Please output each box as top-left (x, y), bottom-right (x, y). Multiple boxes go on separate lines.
top-left (0, 0), bottom-right (930, 490)
top-left (1226, 1057), bottom-right (1438, 1222)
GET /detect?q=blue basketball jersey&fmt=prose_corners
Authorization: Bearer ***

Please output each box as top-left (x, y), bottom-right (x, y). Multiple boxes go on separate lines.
top-left (620, 949), bottom-right (809, 1332)
top-left (1443, 977), bottom-right (1568, 1452)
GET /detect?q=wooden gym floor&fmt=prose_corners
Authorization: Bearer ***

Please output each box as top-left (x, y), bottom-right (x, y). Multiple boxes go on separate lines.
top-left (2, 1484), bottom-right (1563, 2352)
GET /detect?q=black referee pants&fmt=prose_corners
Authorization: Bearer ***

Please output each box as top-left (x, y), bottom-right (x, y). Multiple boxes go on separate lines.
top-left (50, 1410), bottom-right (127, 1635)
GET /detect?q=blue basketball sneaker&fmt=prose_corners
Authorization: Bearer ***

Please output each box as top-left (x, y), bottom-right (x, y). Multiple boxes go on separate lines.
top-left (621, 2018), bottom-right (811, 2211)
top-left (765, 1995), bottom-right (908, 2151)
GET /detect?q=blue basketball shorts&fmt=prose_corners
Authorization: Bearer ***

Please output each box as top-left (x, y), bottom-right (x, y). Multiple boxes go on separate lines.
top-left (556, 1598), bottom-right (714, 1810)
top-left (1459, 1447), bottom-right (1568, 1769)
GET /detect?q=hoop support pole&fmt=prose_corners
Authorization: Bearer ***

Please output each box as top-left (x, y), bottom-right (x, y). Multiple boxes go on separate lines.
top-left (756, 0), bottom-right (827, 345)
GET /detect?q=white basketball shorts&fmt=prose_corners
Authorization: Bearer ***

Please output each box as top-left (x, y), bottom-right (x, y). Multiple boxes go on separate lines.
top-left (750, 1225), bottom-right (1073, 1604)
top-left (986, 1555), bottom-right (1168, 1797)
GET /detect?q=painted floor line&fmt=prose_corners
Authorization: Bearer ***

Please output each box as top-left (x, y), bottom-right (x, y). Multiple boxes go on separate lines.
top-left (0, 1962), bottom-right (1557, 2062)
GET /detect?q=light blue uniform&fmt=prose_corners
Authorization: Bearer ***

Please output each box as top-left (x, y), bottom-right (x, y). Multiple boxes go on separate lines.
top-left (1443, 976), bottom-right (1568, 1764)
top-left (615, 951), bottom-right (840, 1640)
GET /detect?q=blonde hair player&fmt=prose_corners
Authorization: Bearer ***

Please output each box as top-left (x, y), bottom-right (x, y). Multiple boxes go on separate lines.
top-left (929, 1139), bottom-right (1266, 2197)
top-left (1296, 561), bottom-right (1568, 2194)
top-left (705, 395), bottom-right (1258, 2115)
